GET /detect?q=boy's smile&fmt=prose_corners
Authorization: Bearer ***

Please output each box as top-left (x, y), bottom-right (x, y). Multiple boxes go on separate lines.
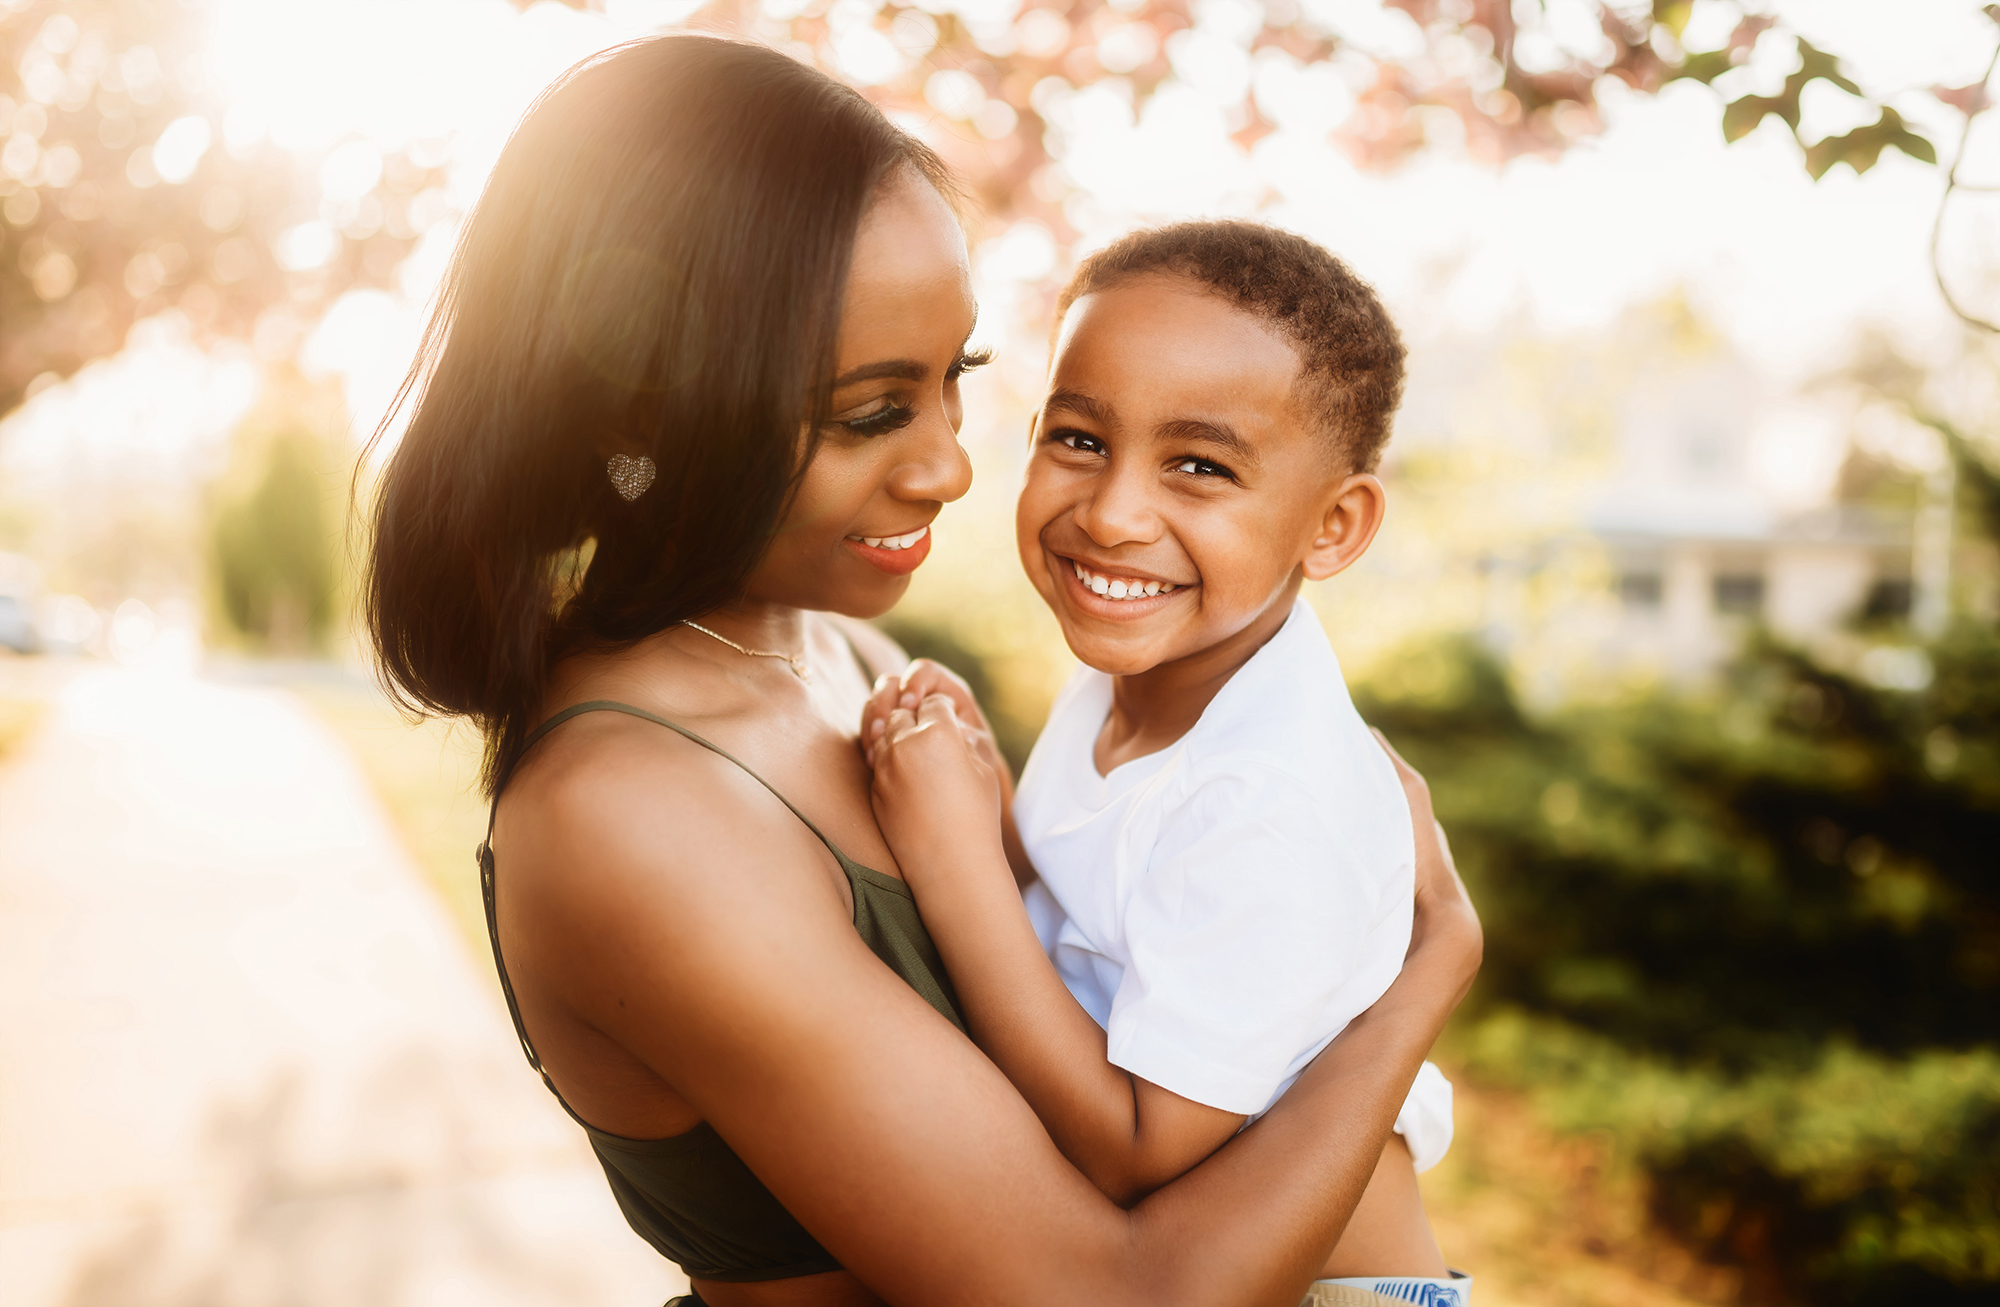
top-left (1016, 273), bottom-right (1383, 689)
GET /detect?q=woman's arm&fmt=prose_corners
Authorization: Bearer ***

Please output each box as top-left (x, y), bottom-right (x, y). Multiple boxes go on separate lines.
top-left (504, 718), bottom-right (1477, 1307)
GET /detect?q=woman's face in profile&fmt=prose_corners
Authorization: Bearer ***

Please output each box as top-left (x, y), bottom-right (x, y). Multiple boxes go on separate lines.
top-left (743, 168), bottom-right (979, 618)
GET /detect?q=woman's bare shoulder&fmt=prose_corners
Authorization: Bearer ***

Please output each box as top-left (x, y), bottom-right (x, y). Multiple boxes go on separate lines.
top-left (494, 708), bottom-right (853, 953)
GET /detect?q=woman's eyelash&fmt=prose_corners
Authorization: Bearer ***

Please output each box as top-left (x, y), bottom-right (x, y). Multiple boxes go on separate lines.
top-left (833, 350), bottom-right (989, 435)
top-left (948, 347), bottom-right (994, 380)
top-left (841, 403), bottom-right (917, 436)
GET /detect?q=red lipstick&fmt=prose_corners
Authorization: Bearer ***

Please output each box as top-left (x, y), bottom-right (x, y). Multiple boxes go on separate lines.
top-left (847, 526), bottom-right (932, 576)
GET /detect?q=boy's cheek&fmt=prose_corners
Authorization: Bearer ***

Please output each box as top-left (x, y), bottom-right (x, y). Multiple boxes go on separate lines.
top-left (1013, 484), bottom-right (1059, 588)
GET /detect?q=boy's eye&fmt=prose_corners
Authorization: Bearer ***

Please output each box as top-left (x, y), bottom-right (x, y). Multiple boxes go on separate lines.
top-left (836, 398), bottom-right (917, 437)
top-left (1173, 456), bottom-right (1233, 479)
top-left (1050, 428), bottom-right (1105, 456)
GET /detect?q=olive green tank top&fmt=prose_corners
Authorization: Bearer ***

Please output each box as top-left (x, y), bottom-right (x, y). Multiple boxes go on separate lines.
top-left (480, 699), bottom-right (966, 1283)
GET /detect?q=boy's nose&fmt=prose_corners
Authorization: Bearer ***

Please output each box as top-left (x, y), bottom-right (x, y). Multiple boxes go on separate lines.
top-left (1073, 465), bottom-right (1158, 547)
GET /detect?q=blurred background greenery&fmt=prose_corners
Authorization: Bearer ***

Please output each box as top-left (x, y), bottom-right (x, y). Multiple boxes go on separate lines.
top-left (1, 2), bottom-right (1997, 1305)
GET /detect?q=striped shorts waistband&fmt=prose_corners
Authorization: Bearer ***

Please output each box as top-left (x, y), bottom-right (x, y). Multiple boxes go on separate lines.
top-left (1301, 1269), bottom-right (1472, 1307)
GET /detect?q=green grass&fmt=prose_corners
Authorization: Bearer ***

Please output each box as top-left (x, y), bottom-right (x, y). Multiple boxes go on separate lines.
top-left (293, 680), bottom-right (490, 948)
top-left (1421, 1069), bottom-right (1738, 1307)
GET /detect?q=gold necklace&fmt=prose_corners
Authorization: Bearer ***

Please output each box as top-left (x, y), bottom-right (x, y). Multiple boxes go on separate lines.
top-left (681, 620), bottom-right (811, 683)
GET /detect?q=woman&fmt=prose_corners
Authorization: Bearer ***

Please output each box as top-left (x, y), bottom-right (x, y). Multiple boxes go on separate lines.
top-left (366, 34), bottom-right (1480, 1307)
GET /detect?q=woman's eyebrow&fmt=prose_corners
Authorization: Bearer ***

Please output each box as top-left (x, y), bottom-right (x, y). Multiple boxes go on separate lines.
top-left (832, 359), bottom-right (928, 388)
top-left (833, 317), bottom-right (982, 389)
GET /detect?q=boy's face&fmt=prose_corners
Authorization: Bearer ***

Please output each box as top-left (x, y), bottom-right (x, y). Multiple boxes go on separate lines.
top-left (1016, 274), bottom-right (1379, 678)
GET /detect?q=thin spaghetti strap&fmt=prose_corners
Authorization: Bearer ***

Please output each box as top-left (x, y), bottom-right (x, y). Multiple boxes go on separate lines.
top-left (492, 699), bottom-right (852, 859)
top-left (478, 836), bottom-right (591, 1124)
top-left (478, 698), bottom-right (866, 1130)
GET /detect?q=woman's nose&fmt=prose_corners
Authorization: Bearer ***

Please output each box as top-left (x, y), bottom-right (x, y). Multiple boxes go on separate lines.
top-left (892, 408), bottom-right (973, 505)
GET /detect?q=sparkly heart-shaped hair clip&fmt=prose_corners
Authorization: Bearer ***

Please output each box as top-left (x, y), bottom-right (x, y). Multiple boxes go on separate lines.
top-left (607, 452), bottom-right (656, 502)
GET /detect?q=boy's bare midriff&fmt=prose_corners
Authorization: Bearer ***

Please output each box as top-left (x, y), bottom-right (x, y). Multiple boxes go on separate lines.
top-left (1321, 1137), bottom-right (1447, 1279)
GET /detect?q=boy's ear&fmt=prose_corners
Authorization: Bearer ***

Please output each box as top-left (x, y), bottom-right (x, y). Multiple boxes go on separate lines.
top-left (1301, 473), bottom-right (1386, 582)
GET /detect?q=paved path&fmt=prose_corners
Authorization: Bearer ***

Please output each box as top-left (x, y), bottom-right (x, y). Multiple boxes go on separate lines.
top-left (0, 664), bottom-right (687, 1307)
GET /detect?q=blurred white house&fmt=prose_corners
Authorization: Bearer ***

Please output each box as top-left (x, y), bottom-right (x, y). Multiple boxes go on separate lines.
top-left (1580, 352), bottom-right (1939, 680)
top-left (1398, 305), bottom-right (1951, 687)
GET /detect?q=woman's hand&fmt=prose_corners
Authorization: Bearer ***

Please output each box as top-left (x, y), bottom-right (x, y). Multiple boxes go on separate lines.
top-left (1371, 728), bottom-right (1482, 1000)
top-left (868, 693), bottom-right (1005, 889)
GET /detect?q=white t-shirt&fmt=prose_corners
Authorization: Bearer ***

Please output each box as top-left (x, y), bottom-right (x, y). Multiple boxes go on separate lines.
top-left (1014, 598), bottom-right (1454, 1170)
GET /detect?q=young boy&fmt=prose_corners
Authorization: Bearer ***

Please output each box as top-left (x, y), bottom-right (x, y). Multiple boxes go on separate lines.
top-left (865, 221), bottom-right (1466, 1307)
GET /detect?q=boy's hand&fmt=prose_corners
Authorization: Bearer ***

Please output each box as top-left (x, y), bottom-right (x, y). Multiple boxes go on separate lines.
top-left (862, 659), bottom-right (1012, 797)
top-left (869, 694), bottom-right (1004, 885)
top-left (864, 659), bottom-right (1040, 891)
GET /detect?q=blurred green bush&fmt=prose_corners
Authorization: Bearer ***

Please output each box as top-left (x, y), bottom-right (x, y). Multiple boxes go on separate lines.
top-left (209, 430), bottom-right (340, 652)
top-left (1355, 625), bottom-right (2000, 1305)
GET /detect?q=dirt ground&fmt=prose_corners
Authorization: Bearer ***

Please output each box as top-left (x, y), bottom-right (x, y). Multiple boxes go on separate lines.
top-left (0, 658), bottom-right (684, 1307)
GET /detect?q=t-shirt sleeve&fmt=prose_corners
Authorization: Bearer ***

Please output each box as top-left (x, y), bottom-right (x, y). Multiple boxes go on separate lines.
top-left (1394, 1060), bottom-right (1454, 1173)
top-left (1104, 764), bottom-right (1409, 1116)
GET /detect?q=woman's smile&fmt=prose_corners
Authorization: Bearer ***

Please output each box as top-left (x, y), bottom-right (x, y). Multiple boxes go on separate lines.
top-left (847, 524), bottom-right (933, 575)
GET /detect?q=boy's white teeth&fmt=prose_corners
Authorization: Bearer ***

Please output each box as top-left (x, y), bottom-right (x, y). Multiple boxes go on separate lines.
top-left (1072, 560), bottom-right (1176, 601)
top-left (855, 526), bottom-right (929, 551)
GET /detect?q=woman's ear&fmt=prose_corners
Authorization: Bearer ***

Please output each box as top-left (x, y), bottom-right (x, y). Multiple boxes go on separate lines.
top-left (1301, 473), bottom-right (1387, 582)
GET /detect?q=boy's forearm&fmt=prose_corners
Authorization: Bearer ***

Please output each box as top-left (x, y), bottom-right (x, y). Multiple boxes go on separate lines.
top-left (901, 840), bottom-right (1147, 1193)
top-left (999, 808), bottom-right (1038, 890)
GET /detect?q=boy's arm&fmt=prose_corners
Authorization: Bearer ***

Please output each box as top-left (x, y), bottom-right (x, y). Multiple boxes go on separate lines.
top-left (921, 836), bottom-right (1246, 1204)
top-left (870, 696), bottom-right (1243, 1203)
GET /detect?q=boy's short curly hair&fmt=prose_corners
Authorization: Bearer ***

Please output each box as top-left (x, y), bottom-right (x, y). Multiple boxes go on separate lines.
top-left (1054, 220), bottom-right (1406, 471)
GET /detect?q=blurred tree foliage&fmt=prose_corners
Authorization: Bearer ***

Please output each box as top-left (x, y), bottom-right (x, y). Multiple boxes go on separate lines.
top-left (0, 0), bottom-right (454, 414)
top-left (1352, 435), bottom-right (2000, 1302)
top-left (209, 429), bottom-right (337, 652)
top-left (1, 0), bottom-right (1984, 416)
top-left (700, 0), bottom-right (1957, 238)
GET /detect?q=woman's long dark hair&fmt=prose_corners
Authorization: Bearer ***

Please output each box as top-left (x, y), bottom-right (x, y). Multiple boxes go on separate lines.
top-left (365, 35), bottom-right (949, 793)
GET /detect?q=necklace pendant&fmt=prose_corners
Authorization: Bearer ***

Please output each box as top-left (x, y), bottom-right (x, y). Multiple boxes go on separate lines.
top-left (788, 655), bottom-right (811, 683)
